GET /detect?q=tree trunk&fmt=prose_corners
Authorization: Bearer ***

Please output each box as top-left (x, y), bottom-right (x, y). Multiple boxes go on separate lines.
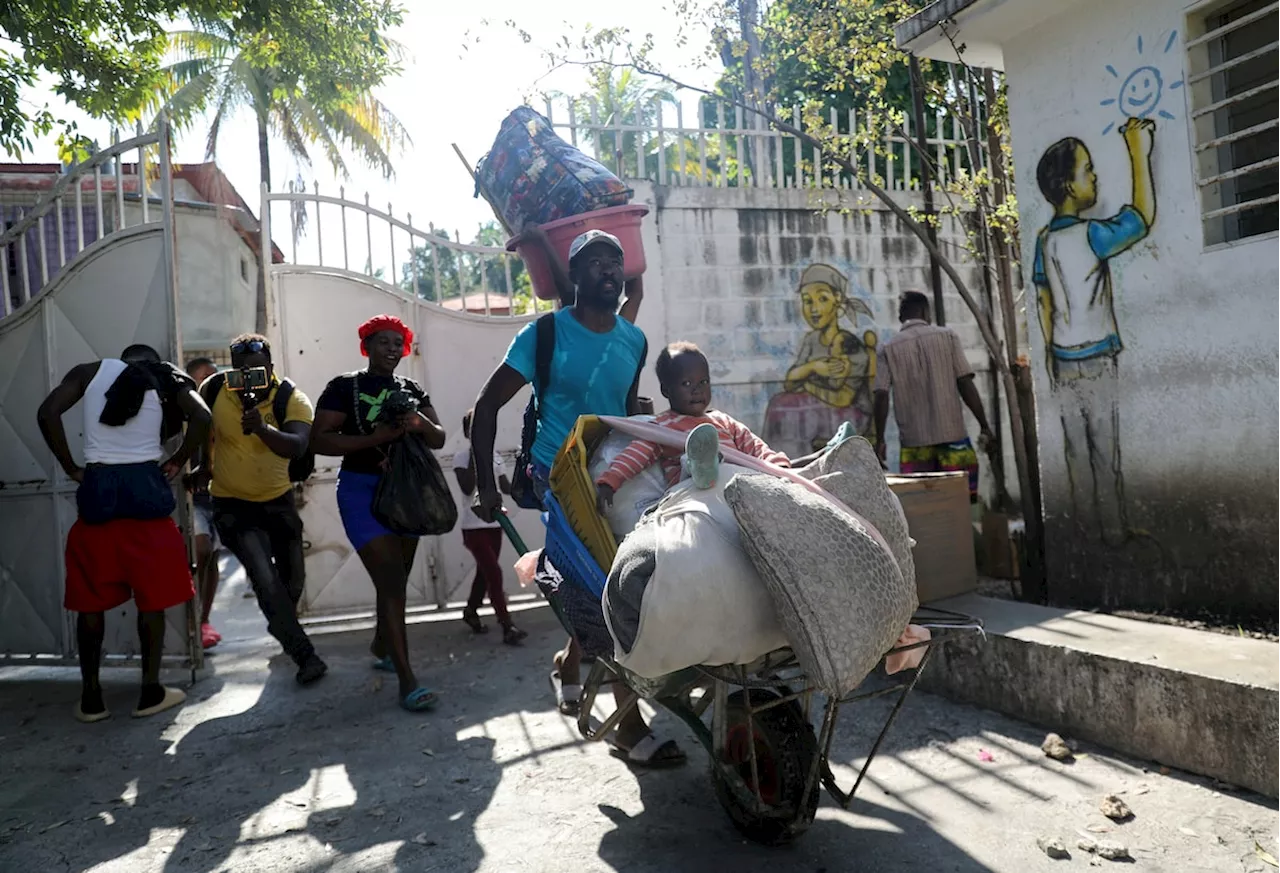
top-left (255, 112), bottom-right (271, 334)
top-left (951, 64), bottom-right (1010, 509)
top-left (738, 0), bottom-right (765, 182)
top-left (911, 55), bottom-right (945, 325)
top-left (983, 69), bottom-right (1046, 600)
top-left (1013, 363), bottom-right (1046, 600)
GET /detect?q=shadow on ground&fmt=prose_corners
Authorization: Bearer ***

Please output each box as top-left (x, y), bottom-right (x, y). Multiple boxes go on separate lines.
top-left (1, 560), bottom-right (1273, 872)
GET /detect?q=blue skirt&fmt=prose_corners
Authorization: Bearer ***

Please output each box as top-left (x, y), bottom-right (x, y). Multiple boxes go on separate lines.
top-left (336, 470), bottom-right (402, 551)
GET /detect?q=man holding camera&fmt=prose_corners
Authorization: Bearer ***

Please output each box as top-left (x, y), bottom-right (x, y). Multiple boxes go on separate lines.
top-left (198, 333), bottom-right (327, 685)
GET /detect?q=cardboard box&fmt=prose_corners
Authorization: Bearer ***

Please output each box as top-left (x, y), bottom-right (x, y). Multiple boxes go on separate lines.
top-left (887, 472), bottom-right (977, 604)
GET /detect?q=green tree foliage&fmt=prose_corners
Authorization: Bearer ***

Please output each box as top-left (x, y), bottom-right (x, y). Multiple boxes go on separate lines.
top-left (0, 0), bottom-right (219, 157)
top-left (151, 3), bottom-right (409, 189)
top-left (702, 0), bottom-right (960, 186)
top-left (711, 0), bottom-right (932, 117)
top-left (401, 221), bottom-right (534, 312)
top-left (0, 1), bottom-right (407, 168)
top-left (560, 65), bottom-right (676, 179)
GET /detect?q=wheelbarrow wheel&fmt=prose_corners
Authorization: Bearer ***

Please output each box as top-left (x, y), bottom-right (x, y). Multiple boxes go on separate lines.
top-left (711, 688), bottom-right (819, 846)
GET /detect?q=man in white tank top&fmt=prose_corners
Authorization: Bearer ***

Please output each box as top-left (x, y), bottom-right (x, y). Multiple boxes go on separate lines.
top-left (37, 343), bottom-right (211, 723)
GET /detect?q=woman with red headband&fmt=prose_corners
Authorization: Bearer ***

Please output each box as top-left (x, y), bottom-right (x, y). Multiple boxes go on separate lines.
top-left (312, 315), bottom-right (448, 712)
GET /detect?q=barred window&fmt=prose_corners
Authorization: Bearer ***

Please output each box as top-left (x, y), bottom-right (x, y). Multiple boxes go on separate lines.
top-left (1186, 0), bottom-right (1279, 246)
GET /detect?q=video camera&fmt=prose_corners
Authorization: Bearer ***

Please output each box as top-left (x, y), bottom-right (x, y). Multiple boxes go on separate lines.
top-left (226, 366), bottom-right (270, 433)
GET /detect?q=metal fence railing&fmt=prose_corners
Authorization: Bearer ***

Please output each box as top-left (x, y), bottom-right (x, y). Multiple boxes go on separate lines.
top-left (537, 95), bottom-right (987, 192)
top-left (1, 121), bottom-right (171, 320)
top-left (265, 183), bottom-right (553, 318)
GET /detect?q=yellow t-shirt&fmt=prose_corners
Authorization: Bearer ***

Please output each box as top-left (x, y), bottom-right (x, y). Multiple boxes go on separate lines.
top-left (209, 380), bottom-right (314, 502)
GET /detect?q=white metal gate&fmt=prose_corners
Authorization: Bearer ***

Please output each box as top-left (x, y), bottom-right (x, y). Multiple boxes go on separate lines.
top-left (262, 186), bottom-right (550, 620)
top-left (0, 121), bottom-right (200, 668)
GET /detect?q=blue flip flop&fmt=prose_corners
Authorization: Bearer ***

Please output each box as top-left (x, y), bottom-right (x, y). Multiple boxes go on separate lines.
top-left (400, 687), bottom-right (439, 712)
top-left (372, 656), bottom-right (395, 673)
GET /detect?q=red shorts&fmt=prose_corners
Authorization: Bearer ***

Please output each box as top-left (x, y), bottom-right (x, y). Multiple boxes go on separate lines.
top-left (64, 518), bottom-right (195, 613)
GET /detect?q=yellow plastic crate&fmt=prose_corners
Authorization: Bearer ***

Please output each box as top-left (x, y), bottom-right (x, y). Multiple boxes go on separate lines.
top-left (548, 415), bottom-right (619, 572)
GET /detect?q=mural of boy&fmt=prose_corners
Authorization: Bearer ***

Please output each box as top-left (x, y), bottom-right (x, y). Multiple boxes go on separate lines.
top-left (1033, 116), bottom-right (1156, 545)
top-left (762, 263), bottom-right (877, 457)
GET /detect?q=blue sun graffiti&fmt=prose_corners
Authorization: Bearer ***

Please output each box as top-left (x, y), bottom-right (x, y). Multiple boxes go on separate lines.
top-left (1100, 31), bottom-right (1185, 135)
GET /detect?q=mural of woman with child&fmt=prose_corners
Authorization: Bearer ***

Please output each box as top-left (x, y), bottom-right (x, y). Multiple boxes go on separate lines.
top-left (763, 263), bottom-right (878, 458)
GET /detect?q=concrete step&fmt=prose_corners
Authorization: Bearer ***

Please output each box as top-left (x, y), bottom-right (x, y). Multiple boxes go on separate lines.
top-left (917, 594), bottom-right (1278, 798)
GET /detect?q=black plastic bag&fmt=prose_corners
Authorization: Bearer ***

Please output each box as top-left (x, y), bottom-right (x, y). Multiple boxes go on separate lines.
top-left (372, 432), bottom-right (458, 536)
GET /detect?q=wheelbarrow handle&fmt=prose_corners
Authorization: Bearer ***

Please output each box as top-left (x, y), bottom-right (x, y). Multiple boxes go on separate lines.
top-left (496, 512), bottom-right (530, 556)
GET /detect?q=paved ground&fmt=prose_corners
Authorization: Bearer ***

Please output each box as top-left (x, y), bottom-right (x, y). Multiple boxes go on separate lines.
top-left (2, 561), bottom-right (1276, 873)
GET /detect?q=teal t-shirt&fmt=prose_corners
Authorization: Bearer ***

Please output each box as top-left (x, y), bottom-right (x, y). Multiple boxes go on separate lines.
top-left (503, 308), bottom-right (647, 467)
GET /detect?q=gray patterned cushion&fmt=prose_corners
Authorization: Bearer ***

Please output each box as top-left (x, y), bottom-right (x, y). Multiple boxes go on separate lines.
top-left (799, 436), bottom-right (916, 591)
top-left (725, 473), bottom-right (917, 697)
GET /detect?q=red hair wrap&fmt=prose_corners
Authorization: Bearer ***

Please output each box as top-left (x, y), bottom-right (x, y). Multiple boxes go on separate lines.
top-left (358, 314), bottom-right (414, 356)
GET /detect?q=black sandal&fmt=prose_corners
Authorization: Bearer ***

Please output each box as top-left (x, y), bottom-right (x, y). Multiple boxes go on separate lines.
top-left (462, 607), bottom-right (487, 634)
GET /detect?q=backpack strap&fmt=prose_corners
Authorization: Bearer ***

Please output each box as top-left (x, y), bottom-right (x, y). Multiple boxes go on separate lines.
top-left (635, 337), bottom-right (648, 386)
top-left (203, 372), bottom-right (226, 411)
top-left (273, 378), bottom-right (295, 426)
top-left (627, 335), bottom-right (648, 411)
top-left (531, 312), bottom-right (557, 415)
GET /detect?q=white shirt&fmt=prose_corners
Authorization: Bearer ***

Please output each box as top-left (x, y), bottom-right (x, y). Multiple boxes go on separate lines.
top-left (82, 359), bottom-right (164, 464)
top-left (1033, 206), bottom-right (1147, 360)
top-left (453, 447), bottom-right (506, 530)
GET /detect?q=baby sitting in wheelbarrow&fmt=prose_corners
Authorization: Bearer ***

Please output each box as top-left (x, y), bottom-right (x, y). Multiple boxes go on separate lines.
top-left (594, 341), bottom-right (829, 514)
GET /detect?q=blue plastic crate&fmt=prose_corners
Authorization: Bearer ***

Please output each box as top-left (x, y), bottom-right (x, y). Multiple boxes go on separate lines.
top-left (541, 494), bottom-right (607, 599)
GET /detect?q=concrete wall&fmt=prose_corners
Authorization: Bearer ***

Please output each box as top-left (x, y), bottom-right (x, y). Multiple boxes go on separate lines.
top-left (175, 209), bottom-right (258, 354)
top-left (1001, 0), bottom-right (1278, 615)
top-left (632, 181), bottom-right (1020, 506)
top-left (120, 202), bottom-right (259, 356)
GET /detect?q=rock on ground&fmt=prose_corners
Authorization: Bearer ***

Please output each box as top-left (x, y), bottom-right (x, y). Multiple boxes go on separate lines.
top-left (1100, 793), bottom-right (1134, 821)
top-left (1041, 732), bottom-right (1073, 761)
top-left (1036, 836), bottom-right (1070, 859)
top-left (1078, 838), bottom-right (1133, 861)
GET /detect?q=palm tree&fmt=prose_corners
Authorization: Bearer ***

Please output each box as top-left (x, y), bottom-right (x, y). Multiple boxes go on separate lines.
top-left (562, 66), bottom-right (704, 182)
top-left (149, 18), bottom-right (409, 329)
top-left (152, 20), bottom-right (409, 191)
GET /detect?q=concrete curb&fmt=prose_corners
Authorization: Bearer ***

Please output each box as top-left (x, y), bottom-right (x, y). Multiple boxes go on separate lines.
top-left (917, 595), bottom-right (1279, 797)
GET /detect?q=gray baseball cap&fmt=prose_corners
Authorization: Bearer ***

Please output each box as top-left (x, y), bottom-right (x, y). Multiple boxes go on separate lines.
top-left (567, 229), bottom-right (624, 266)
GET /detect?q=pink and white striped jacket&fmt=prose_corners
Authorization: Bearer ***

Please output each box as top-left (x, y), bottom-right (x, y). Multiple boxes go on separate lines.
top-left (595, 409), bottom-right (790, 492)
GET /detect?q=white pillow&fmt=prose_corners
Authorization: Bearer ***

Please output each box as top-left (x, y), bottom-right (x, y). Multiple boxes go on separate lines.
top-left (588, 420), bottom-right (667, 540)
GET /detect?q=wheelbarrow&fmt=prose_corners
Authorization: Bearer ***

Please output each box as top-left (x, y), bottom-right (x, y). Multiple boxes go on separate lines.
top-left (494, 447), bottom-right (982, 845)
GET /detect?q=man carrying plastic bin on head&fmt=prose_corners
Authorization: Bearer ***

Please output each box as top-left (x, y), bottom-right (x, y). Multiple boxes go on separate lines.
top-left (471, 229), bottom-right (686, 769)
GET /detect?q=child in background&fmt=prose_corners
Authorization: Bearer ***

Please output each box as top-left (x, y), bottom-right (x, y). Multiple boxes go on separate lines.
top-left (596, 342), bottom-right (791, 515)
top-left (453, 409), bottom-right (527, 646)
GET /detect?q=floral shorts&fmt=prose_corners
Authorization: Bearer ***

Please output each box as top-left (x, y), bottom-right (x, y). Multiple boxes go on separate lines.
top-left (899, 438), bottom-right (979, 497)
